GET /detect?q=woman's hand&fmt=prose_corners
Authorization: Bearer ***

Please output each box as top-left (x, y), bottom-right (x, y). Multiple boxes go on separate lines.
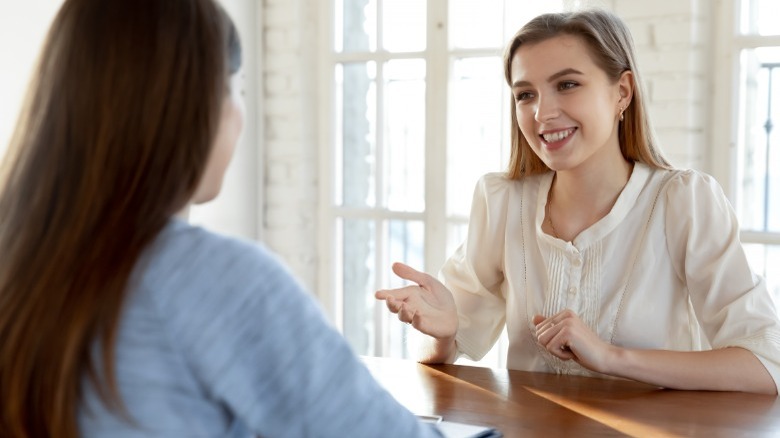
top-left (375, 262), bottom-right (458, 341)
top-left (533, 309), bottom-right (618, 374)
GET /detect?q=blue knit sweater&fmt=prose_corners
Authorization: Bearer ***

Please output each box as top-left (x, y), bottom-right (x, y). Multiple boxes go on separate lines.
top-left (78, 219), bottom-right (441, 437)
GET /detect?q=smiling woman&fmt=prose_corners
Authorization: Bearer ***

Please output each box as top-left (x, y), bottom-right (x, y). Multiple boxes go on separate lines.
top-left (376, 8), bottom-right (780, 396)
top-left (509, 34), bottom-right (636, 241)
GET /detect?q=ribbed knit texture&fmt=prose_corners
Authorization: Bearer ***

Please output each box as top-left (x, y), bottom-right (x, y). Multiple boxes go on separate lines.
top-left (78, 219), bottom-right (442, 438)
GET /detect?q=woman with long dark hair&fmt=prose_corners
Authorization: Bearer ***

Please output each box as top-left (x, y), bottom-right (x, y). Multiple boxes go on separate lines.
top-left (0, 1), bottom-right (442, 436)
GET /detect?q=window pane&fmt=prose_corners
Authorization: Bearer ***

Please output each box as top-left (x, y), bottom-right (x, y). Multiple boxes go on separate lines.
top-left (447, 56), bottom-right (508, 217)
top-left (450, 0), bottom-right (504, 49)
top-left (744, 243), bottom-right (780, 309)
top-left (341, 218), bottom-right (376, 356)
top-left (446, 221), bottom-right (468, 256)
top-left (384, 59), bottom-right (426, 211)
top-left (335, 0), bottom-right (376, 52)
top-left (450, 0), bottom-right (564, 49)
top-left (383, 220), bottom-right (424, 359)
top-left (383, 0), bottom-right (426, 52)
top-left (336, 62), bottom-right (377, 208)
top-left (385, 220), bottom-right (425, 274)
top-left (502, 1), bottom-right (564, 43)
top-left (740, 0), bottom-right (780, 36)
top-left (736, 48), bottom-right (780, 231)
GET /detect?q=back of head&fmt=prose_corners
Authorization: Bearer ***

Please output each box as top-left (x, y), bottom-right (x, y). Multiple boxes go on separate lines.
top-left (501, 9), bottom-right (670, 179)
top-left (0, 0), bottom-right (240, 436)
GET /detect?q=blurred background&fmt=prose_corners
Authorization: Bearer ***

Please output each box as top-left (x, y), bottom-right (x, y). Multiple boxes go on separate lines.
top-left (2, 0), bottom-right (779, 367)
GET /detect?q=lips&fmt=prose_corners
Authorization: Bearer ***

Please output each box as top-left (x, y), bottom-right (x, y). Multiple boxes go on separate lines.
top-left (540, 128), bottom-right (576, 144)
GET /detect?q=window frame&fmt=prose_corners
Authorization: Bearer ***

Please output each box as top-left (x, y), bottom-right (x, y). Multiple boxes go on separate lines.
top-left (711, 0), bottom-right (780, 247)
top-left (317, 0), bottom-right (451, 353)
top-left (318, 0), bottom-right (512, 364)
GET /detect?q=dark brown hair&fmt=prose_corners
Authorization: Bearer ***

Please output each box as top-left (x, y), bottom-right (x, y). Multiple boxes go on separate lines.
top-left (502, 9), bottom-right (671, 179)
top-left (0, 0), bottom-right (241, 436)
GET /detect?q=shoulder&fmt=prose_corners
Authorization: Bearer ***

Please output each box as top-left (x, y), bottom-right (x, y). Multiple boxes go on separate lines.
top-left (133, 219), bottom-right (302, 309)
top-left (654, 168), bottom-right (739, 243)
top-left (149, 219), bottom-right (287, 276)
top-left (659, 168), bottom-right (731, 210)
top-left (626, 165), bottom-right (728, 209)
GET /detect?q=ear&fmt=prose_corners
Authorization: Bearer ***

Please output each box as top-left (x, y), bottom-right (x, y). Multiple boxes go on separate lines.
top-left (617, 70), bottom-right (634, 110)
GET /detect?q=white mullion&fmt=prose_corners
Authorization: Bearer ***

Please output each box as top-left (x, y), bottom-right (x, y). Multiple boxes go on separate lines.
top-left (377, 219), bottom-right (390, 357)
top-left (374, 0), bottom-right (387, 357)
top-left (710, 0), bottom-right (740, 201)
top-left (734, 34), bottom-right (780, 49)
top-left (320, 0), bottom-right (340, 328)
top-left (425, 0), bottom-right (449, 274)
top-left (449, 47), bottom-right (504, 59)
top-left (741, 231), bottom-right (780, 246)
top-left (333, 207), bottom-right (425, 221)
top-left (334, 51), bottom-right (425, 63)
top-left (333, 48), bottom-right (501, 64)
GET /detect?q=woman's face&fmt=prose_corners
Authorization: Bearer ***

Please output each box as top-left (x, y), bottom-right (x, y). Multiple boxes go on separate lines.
top-left (510, 34), bottom-right (631, 173)
top-left (192, 73), bottom-right (244, 204)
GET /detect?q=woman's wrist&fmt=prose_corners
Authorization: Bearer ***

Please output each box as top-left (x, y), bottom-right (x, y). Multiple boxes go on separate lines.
top-left (420, 334), bottom-right (458, 364)
top-left (598, 344), bottom-right (626, 376)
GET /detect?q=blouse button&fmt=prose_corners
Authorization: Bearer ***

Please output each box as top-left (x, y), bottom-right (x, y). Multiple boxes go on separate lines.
top-left (572, 257), bottom-right (582, 267)
top-left (568, 286), bottom-right (577, 294)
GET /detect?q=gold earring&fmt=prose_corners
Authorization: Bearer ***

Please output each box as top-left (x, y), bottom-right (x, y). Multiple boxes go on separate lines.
top-left (619, 107), bottom-right (625, 122)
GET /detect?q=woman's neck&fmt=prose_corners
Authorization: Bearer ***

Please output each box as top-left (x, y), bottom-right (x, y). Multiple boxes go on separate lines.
top-left (546, 157), bottom-right (634, 242)
top-left (553, 158), bottom-right (633, 206)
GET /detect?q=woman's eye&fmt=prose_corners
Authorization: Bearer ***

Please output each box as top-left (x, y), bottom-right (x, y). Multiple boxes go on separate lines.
top-left (559, 81), bottom-right (578, 91)
top-left (515, 91), bottom-right (533, 102)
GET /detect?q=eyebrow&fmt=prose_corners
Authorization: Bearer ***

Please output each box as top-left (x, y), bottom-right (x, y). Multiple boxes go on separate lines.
top-left (511, 68), bottom-right (584, 88)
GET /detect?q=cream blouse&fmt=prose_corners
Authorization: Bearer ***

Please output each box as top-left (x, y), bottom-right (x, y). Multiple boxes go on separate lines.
top-left (441, 162), bottom-right (780, 391)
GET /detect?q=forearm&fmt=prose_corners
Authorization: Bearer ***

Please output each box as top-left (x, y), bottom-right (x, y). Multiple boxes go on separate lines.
top-left (418, 335), bottom-right (459, 364)
top-left (606, 346), bottom-right (776, 394)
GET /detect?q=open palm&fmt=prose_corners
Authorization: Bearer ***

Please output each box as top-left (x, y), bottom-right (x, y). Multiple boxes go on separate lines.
top-left (375, 262), bottom-right (458, 340)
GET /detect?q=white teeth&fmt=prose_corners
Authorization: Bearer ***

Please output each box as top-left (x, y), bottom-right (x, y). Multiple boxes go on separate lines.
top-left (542, 129), bottom-right (574, 143)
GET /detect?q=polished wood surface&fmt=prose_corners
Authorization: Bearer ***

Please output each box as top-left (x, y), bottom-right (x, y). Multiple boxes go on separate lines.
top-left (363, 356), bottom-right (780, 437)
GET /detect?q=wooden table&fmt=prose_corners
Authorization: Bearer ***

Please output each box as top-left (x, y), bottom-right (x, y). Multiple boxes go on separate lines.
top-left (363, 356), bottom-right (780, 437)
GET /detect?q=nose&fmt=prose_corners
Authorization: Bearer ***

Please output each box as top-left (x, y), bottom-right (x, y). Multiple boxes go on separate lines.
top-left (534, 93), bottom-right (560, 123)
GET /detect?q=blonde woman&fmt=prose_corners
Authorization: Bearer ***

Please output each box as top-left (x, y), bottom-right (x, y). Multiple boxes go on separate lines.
top-left (377, 9), bottom-right (780, 395)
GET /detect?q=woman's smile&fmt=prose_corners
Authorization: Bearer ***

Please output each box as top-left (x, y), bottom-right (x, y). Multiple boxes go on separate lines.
top-left (540, 127), bottom-right (577, 150)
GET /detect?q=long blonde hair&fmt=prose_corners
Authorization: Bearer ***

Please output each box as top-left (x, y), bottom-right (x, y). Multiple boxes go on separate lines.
top-left (502, 9), bottom-right (671, 179)
top-left (0, 0), bottom-right (240, 436)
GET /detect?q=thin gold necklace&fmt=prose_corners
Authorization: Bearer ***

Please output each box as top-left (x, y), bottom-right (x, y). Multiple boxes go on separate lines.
top-left (546, 178), bottom-right (560, 239)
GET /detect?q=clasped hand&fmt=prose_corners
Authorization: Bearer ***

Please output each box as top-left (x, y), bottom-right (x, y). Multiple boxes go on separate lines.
top-left (533, 309), bottom-right (618, 374)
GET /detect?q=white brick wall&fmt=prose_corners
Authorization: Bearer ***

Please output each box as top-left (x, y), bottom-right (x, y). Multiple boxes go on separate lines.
top-left (262, 0), bottom-right (320, 291)
top-left (617, 0), bottom-right (711, 170)
top-left (261, 0), bottom-right (715, 295)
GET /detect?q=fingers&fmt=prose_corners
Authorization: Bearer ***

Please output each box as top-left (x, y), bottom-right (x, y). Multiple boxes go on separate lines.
top-left (534, 313), bottom-right (573, 356)
top-left (375, 262), bottom-right (429, 304)
top-left (539, 327), bottom-right (573, 358)
top-left (376, 285), bottom-right (422, 318)
top-left (533, 314), bottom-right (557, 335)
top-left (391, 262), bottom-right (431, 287)
top-left (375, 286), bottom-right (414, 302)
top-left (533, 309), bottom-right (575, 332)
top-left (378, 295), bottom-right (417, 324)
top-left (397, 301), bottom-right (416, 324)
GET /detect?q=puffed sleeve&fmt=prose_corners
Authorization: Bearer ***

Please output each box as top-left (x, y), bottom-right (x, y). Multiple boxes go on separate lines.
top-left (440, 173), bottom-right (510, 361)
top-left (664, 170), bottom-right (780, 392)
